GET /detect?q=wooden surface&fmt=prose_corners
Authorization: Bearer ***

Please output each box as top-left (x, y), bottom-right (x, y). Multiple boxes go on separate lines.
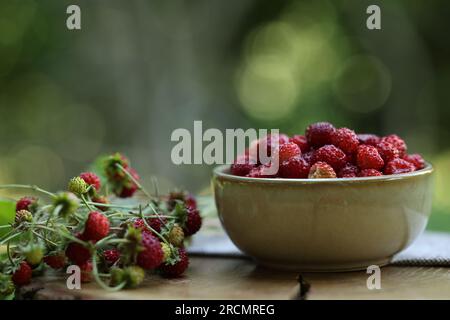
top-left (17, 256), bottom-right (450, 300)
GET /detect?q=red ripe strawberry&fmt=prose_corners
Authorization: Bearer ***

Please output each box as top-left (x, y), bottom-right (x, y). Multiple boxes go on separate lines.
top-left (358, 169), bottom-right (383, 177)
top-left (302, 150), bottom-right (315, 165)
top-left (338, 163), bottom-right (358, 178)
top-left (279, 157), bottom-right (310, 178)
top-left (80, 261), bottom-right (93, 283)
top-left (289, 135), bottom-right (309, 153)
top-left (246, 164), bottom-right (277, 178)
top-left (259, 134), bottom-right (289, 157)
top-left (376, 141), bottom-right (399, 162)
top-left (133, 218), bottom-right (153, 236)
top-left (79, 172), bottom-right (101, 191)
top-left (92, 196), bottom-right (109, 211)
top-left (83, 211), bottom-right (110, 242)
top-left (16, 196), bottom-right (37, 212)
top-left (356, 145), bottom-right (384, 170)
top-left (184, 208), bottom-right (202, 236)
top-left (357, 134), bottom-right (380, 146)
top-left (403, 154), bottom-right (425, 170)
top-left (381, 134), bottom-right (407, 157)
top-left (137, 233), bottom-right (164, 270)
top-left (384, 158), bottom-right (415, 175)
top-left (103, 249), bottom-right (120, 265)
top-left (330, 128), bottom-right (359, 154)
top-left (277, 142), bottom-right (301, 163)
top-left (148, 217), bottom-right (166, 233)
top-left (305, 122), bottom-right (335, 148)
top-left (308, 162), bottom-right (337, 179)
top-left (185, 194), bottom-right (197, 210)
top-left (66, 234), bottom-right (91, 266)
top-left (160, 248), bottom-right (189, 277)
top-left (12, 261), bottom-right (32, 286)
top-left (43, 253), bottom-right (67, 269)
top-left (313, 145), bottom-right (347, 171)
top-left (230, 155), bottom-right (256, 176)
top-left (119, 168), bottom-right (140, 198)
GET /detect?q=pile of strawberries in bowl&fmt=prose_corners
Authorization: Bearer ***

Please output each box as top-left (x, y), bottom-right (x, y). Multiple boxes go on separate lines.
top-left (230, 122), bottom-right (426, 179)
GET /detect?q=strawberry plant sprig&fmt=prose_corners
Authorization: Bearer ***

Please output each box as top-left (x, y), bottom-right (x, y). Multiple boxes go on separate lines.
top-left (0, 152), bottom-right (203, 299)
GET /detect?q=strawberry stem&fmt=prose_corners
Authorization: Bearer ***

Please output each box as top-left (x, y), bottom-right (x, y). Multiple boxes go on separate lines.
top-left (115, 164), bottom-right (153, 200)
top-left (0, 184), bottom-right (55, 198)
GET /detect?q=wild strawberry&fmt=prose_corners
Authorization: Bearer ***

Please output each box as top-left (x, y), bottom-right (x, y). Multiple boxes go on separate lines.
top-left (66, 234), bottom-right (91, 266)
top-left (357, 134), bottom-right (380, 146)
top-left (110, 266), bottom-right (145, 288)
top-left (305, 122), bottom-right (335, 148)
top-left (79, 172), bottom-right (101, 191)
top-left (403, 154), bottom-right (425, 170)
top-left (330, 128), bottom-right (359, 154)
top-left (183, 208), bottom-right (202, 237)
top-left (92, 196), bottom-right (109, 211)
top-left (80, 261), bottom-right (93, 283)
top-left (358, 169), bottom-right (383, 177)
top-left (279, 157), bottom-right (310, 178)
top-left (308, 162), bottom-right (336, 179)
top-left (161, 243), bottom-right (171, 262)
top-left (132, 217), bottom-right (166, 235)
top-left (338, 163), bottom-right (358, 178)
top-left (381, 134), bottom-right (407, 157)
top-left (83, 211), bottom-right (110, 242)
top-left (258, 134), bottom-right (289, 157)
top-left (137, 233), bottom-right (164, 270)
top-left (53, 192), bottom-right (79, 218)
top-left (43, 253), bottom-right (67, 269)
top-left (68, 176), bottom-right (89, 196)
top-left (118, 168), bottom-right (139, 198)
top-left (313, 145), bottom-right (347, 170)
top-left (384, 158), bottom-right (415, 175)
top-left (160, 248), bottom-right (189, 277)
top-left (289, 135), bottom-right (309, 153)
top-left (103, 249), bottom-right (120, 265)
top-left (376, 141), bottom-right (399, 162)
top-left (16, 197), bottom-right (38, 213)
top-left (277, 142), bottom-right (301, 163)
top-left (15, 210), bottom-right (33, 225)
top-left (356, 145), bottom-right (384, 170)
top-left (246, 164), bottom-right (277, 178)
top-left (168, 225), bottom-right (185, 247)
top-left (12, 262), bottom-right (32, 286)
top-left (231, 155), bottom-right (257, 176)
top-left (185, 194), bottom-right (197, 210)
top-left (302, 150), bottom-right (315, 165)
top-left (104, 152), bottom-right (130, 181)
top-left (23, 243), bottom-right (44, 266)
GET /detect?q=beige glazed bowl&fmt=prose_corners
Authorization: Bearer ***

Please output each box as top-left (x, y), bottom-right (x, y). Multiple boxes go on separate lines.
top-left (212, 164), bottom-right (434, 271)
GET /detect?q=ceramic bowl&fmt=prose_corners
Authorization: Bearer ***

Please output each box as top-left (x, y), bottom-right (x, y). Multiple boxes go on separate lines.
top-left (212, 164), bottom-right (434, 271)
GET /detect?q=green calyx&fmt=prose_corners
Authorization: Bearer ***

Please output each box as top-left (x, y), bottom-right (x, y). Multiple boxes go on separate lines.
top-left (68, 177), bottom-right (89, 196)
top-left (52, 192), bottom-right (80, 218)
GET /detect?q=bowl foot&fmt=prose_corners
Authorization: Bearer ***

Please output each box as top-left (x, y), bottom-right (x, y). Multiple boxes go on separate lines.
top-left (256, 257), bottom-right (392, 272)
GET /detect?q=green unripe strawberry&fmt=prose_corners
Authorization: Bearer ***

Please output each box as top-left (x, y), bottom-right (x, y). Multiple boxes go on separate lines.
top-left (68, 177), bottom-right (89, 196)
top-left (53, 192), bottom-right (79, 218)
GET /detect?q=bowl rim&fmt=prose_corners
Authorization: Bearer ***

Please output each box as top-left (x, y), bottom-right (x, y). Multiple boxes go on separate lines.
top-left (213, 163), bottom-right (434, 184)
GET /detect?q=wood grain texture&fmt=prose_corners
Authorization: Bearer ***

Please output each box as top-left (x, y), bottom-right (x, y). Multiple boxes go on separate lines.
top-left (302, 266), bottom-right (450, 300)
top-left (18, 257), bottom-right (300, 300)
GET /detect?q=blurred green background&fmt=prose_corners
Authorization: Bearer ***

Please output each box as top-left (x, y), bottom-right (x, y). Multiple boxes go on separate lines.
top-left (0, 0), bottom-right (449, 231)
